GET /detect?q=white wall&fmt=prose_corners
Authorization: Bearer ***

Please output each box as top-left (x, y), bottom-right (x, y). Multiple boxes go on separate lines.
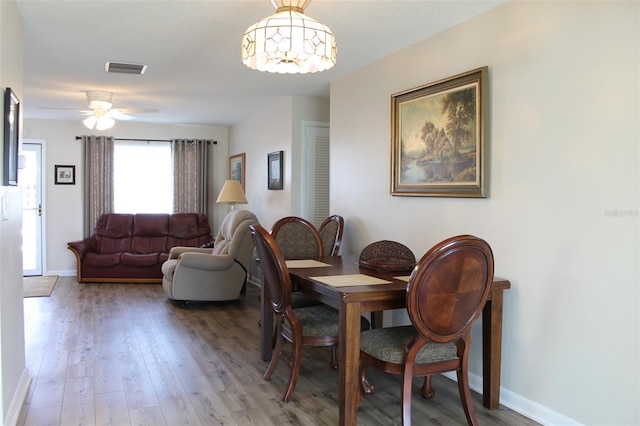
top-left (230, 95), bottom-right (329, 229)
top-left (0, 2), bottom-right (29, 424)
top-left (330, 1), bottom-right (638, 425)
top-left (23, 119), bottom-right (229, 275)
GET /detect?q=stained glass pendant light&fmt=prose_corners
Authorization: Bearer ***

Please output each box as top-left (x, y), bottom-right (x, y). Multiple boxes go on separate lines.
top-left (241, 0), bottom-right (337, 74)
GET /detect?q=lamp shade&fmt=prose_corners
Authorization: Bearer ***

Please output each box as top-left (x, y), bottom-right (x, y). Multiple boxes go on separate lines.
top-left (241, 0), bottom-right (336, 74)
top-left (216, 180), bottom-right (248, 209)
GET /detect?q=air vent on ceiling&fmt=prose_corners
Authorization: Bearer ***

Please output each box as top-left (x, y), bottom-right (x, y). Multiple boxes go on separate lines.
top-left (105, 62), bottom-right (147, 75)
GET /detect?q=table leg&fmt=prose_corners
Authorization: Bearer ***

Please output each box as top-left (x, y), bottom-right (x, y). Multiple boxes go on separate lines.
top-left (260, 283), bottom-right (273, 361)
top-left (370, 311), bottom-right (383, 329)
top-left (338, 301), bottom-right (361, 426)
top-left (482, 289), bottom-right (505, 409)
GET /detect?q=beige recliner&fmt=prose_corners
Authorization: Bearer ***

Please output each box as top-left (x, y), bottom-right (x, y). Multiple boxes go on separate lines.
top-left (161, 210), bottom-right (259, 302)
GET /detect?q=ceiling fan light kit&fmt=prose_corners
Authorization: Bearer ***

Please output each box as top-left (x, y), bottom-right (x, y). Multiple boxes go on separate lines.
top-left (241, 0), bottom-right (336, 74)
top-left (83, 90), bottom-right (116, 130)
top-left (86, 90), bottom-right (113, 111)
top-left (83, 114), bottom-right (115, 131)
top-left (40, 87), bottom-right (157, 130)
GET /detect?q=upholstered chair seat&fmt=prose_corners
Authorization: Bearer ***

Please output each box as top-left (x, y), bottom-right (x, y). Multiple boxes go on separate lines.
top-left (283, 305), bottom-right (370, 338)
top-left (282, 305), bottom-right (340, 336)
top-left (360, 326), bottom-right (457, 364)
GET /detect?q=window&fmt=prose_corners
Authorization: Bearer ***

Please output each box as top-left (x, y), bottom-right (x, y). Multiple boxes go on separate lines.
top-left (113, 141), bottom-right (172, 213)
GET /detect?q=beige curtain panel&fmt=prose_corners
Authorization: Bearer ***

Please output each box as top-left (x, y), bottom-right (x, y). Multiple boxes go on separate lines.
top-left (81, 135), bottom-right (114, 237)
top-left (171, 139), bottom-right (214, 215)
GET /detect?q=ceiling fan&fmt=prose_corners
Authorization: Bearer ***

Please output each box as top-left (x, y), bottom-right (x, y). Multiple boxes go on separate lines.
top-left (41, 90), bottom-right (158, 130)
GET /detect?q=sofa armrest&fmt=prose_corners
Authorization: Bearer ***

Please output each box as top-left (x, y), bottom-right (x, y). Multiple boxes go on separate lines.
top-left (176, 252), bottom-right (235, 271)
top-left (168, 246), bottom-right (214, 259)
top-left (67, 238), bottom-right (98, 259)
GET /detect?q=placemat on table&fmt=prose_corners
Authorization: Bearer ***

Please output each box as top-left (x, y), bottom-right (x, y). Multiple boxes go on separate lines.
top-left (285, 260), bottom-right (332, 268)
top-left (309, 274), bottom-right (391, 287)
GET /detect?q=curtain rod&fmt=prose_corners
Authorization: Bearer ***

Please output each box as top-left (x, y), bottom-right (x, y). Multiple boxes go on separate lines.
top-left (75, 136), bottom-right (217, 144)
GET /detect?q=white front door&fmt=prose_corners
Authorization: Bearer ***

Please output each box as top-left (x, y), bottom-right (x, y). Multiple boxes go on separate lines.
top-left (21, 141), bottom-right (44, 276)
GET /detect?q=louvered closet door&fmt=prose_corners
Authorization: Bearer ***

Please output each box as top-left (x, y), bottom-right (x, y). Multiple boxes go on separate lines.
top-left (303, 123), bottom-right (330, 228)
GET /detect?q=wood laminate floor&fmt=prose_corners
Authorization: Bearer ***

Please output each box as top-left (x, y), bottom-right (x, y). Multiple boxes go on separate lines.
top-left (18, 276), bottom-right (539, 425)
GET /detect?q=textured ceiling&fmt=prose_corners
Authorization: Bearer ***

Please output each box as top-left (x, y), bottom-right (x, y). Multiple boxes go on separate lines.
top-left (17, 0), bottom-right (505, 127)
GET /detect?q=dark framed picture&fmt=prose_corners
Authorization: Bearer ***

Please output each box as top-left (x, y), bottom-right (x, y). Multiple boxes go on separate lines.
top-left (267, 151), bottom-right (283, 190)
top-left (229, 153), bottom-right (246, 191)
top-left (55, 165), bottom-right (75, 185)
top-left (390, 67), bottom-right (488, 198)
top-left (3, 87), bottom-right (20, 186)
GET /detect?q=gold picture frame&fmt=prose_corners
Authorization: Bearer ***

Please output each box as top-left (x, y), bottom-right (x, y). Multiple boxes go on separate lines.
top-left (229, 153), bottom-right (246, 191)
top-left (390, 67), bottom-right (488, 198)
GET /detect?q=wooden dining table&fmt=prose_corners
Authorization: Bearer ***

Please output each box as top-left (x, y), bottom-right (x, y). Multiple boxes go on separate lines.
top-left (258, 255), bottom-right (510, 426)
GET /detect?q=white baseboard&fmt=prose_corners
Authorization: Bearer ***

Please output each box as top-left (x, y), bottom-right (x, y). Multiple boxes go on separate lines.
top-left (43, 269), bottom-right (75, 277)
top-left (4, 368), bottom-right (31, 426)
top-left (442, 371), bottom-right (582, 426)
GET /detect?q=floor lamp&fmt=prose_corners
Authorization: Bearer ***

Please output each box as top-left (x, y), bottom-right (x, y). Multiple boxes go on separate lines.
top-left (216, 180), bottom-right (248, 210)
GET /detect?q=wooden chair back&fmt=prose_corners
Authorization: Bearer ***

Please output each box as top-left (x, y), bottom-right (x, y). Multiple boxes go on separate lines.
top-left (249, 224), bottom-right (292, 315)
top-left (407, 235), bottom-right (494, 344)
top-left (271, 216), bottom-right (324, 260)
top-left (318, 215), bottom-right (344, 256)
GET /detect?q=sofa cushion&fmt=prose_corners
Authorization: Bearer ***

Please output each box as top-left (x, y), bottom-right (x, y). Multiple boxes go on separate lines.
top-left (95, 214), bottom-right (133, 254)
top-left (99, 214), bottom-right (134, 238)
top-left (84, 252), bottom-right (121, 267)
top-left (121, 253), bottom-right (159, 267)
top-left (132, 214), bottom-right (169, 254)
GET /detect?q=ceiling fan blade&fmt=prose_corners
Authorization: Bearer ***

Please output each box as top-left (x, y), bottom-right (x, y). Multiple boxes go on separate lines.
top-left (38, 106), bottom-right (91, 113)
top-left (112, 107), bottom-right (158, 114)
top-left (108, 111), bottom-right (134, 120)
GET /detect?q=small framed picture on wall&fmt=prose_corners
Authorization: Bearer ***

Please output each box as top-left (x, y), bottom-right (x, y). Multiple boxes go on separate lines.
top-left (267, 151), bottom-right (283, 190)
top-left (55, 165), bottom-right (75, 185)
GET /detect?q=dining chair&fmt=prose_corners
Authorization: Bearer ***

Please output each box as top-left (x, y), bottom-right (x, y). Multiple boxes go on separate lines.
top-left (271, 216), bottom-right (324, 260)
top-left (271, 216), bottom-right (324, 309)
top-left (358, 235), bottom-right (494, 425)
top-left (358, 239), bottom-right (416, 272)
top-left (250, 224), bottom-right (370, 402)
top-left (318, 214), bottom-right (344, 256)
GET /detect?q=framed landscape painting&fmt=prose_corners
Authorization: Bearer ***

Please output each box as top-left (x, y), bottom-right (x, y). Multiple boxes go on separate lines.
top-left (229, 153), bottom-right (245, 191)
top-left (390, 67), bottom-right (488, 198)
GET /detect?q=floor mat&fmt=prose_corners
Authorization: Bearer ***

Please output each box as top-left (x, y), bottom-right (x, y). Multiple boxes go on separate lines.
top-left (23, 275), bottom-right (58, 297)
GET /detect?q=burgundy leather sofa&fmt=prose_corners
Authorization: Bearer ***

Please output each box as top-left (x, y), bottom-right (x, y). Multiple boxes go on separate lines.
top-left (68, 213), bottom-right (213, 283)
